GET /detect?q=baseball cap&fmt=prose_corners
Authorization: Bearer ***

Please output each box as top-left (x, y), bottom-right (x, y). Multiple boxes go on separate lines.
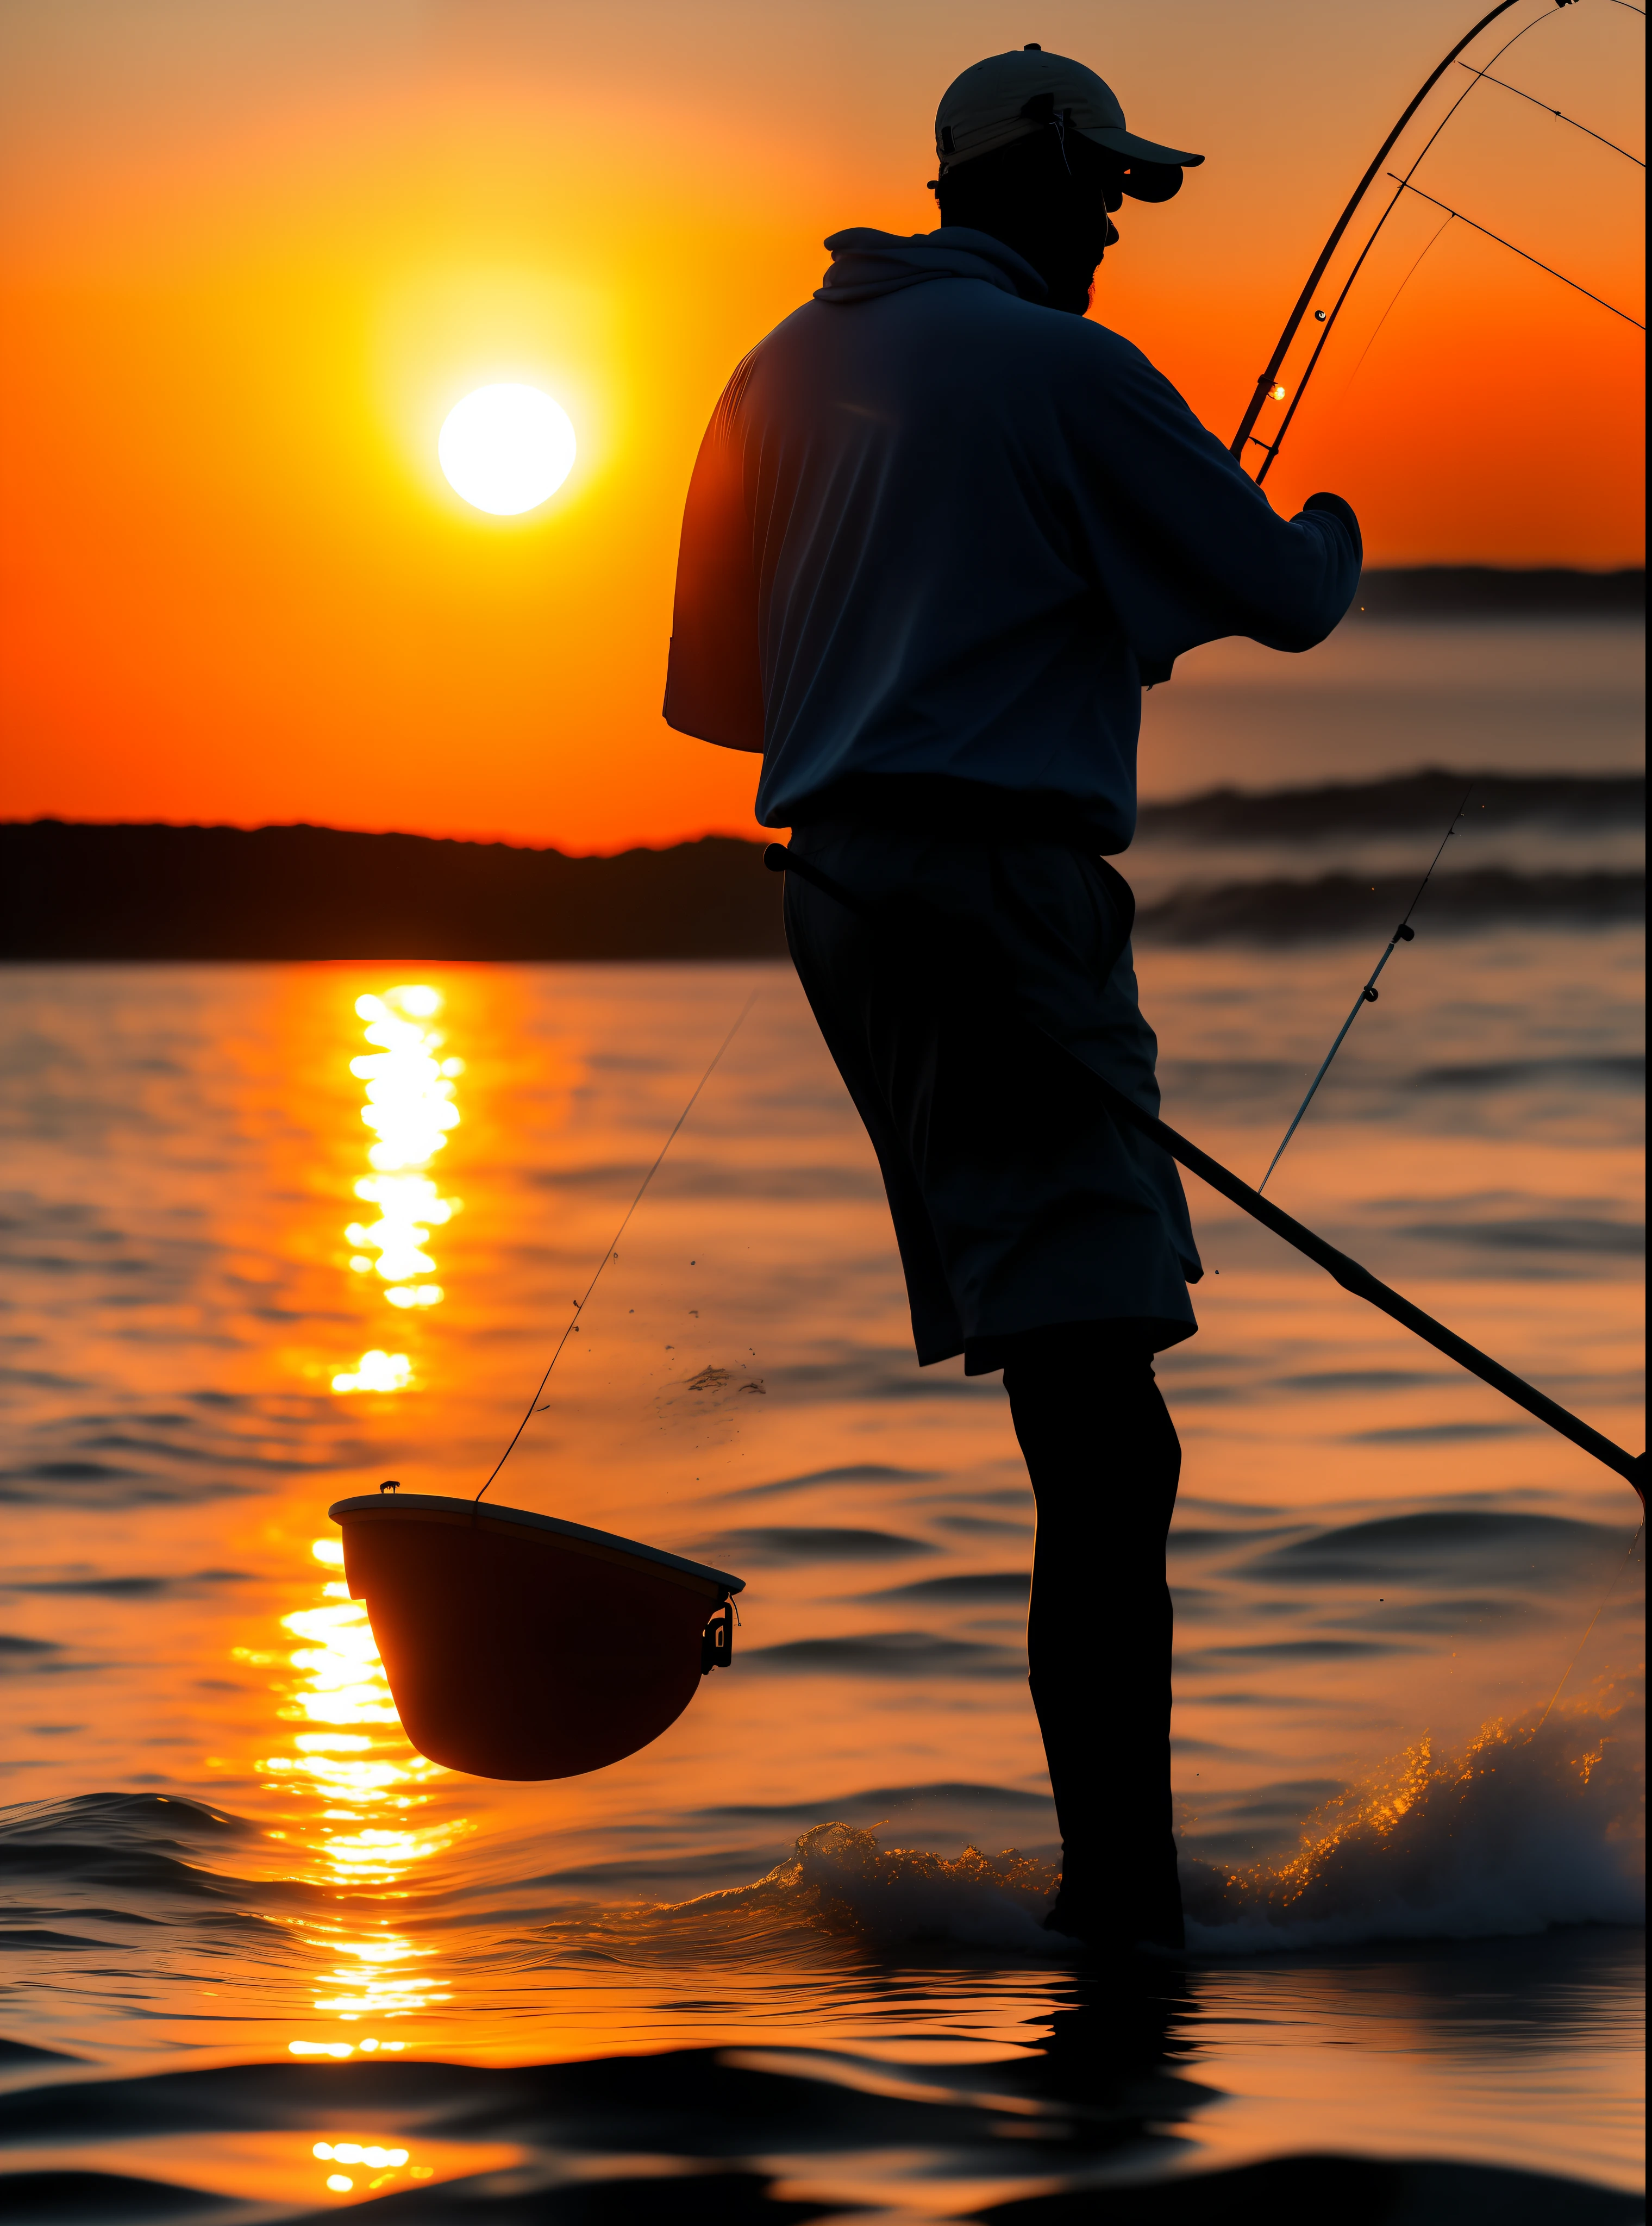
top-left (935, 45), bottom-right (1203, 192)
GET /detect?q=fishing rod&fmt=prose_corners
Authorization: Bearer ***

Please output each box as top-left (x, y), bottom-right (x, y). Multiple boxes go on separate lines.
top-left (474, 991), bottom-right (759, 1503)
top-left (1230, 0), bottom-right (1603, 483)
top-left (1243, 0), bottom-right (1580, 482)
top-left (1257, 786), bottom-right (1474, 1192)
top-left (1094, 1067), bottom-right (1646, 1506)
top-left (764, 842), bottom-right (1646, 1507)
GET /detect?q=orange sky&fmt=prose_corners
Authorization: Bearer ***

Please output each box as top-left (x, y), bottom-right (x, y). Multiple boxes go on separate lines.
top-left (1, 0), bottom-right (1643, 851)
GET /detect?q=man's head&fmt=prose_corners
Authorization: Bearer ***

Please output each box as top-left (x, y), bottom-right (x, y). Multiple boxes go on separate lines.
top-left (931, 46), bottom-right (1202, 314)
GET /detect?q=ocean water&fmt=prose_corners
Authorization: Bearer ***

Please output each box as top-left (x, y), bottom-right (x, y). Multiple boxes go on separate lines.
top-left (1, 632), bottom-right (1644, 2221)
top-left (1137, 615), bottom-right (1645, 797)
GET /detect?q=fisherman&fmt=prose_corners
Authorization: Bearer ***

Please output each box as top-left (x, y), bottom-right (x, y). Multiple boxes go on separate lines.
top-left (664, 45), bottom-right (1361, 1954)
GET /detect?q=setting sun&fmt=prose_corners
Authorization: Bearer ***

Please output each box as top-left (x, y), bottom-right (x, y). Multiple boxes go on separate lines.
top-left (437, 384), bottom-right (576, 516)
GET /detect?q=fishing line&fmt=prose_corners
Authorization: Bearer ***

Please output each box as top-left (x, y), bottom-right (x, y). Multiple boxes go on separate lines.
top-left (1248, 177), bottom-right (1413, 474)
top-left (1337, 208), bottom-right (1458, 397)
top-left (1239, 1), bottom-right (1581, 483)
top-left (1257, 786), bottom-right (1474, 1193)
top-left (1385, 1), bottom-right (1589, 188)
top-left (474, 990), bottom-right (760, 1503)
top-left (1386, 174), bottom-right (1646, 325)
top-left (1244, 0), bottom-right (1634, 472)
top-left (1457, 60), bottom-right (1647, 162)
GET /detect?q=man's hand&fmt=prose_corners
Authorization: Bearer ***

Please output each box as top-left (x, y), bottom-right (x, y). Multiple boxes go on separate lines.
top-left (1303, 490), bottom-right (1362, 565)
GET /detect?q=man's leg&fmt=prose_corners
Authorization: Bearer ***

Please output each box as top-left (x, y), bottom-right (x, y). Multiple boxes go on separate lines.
top-left (1002, 1325), bottom-right (1182, 1951)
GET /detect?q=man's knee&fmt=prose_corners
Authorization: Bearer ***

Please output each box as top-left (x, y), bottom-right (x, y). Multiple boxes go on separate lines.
top-left (1003, 1319), bottom-right (1179, 1521)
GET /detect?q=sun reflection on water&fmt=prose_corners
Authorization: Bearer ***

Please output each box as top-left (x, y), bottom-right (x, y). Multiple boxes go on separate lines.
top-left (254, 1537), bottom-right (470, 2049)
top-left (333, 983), bottom-right (461, 1393)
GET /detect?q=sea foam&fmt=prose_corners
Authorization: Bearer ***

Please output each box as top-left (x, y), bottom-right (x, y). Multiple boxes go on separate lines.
top-left (1184, 1695), bottom-right (1644, 1953)
top-left (655, 1696), bottom-right (1643, 1958)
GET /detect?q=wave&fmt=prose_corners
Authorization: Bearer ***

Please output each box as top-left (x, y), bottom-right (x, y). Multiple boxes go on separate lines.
top-left (693, 1524), bottom-right (938, 1565)
top-left (3, 1698), bottom-right (1640, 1969)
top-left (1247, 1510), bottom-right (1628, 1587)
top-left (1183, 1700), bottom-right (1645, 1953)
top-left (0, 1791), bottom-right (316, 1924)
top-left (737, 1632), bottom-right (1022, 1678)
top-left (1410, 1053), bottom-right (1644, 1092)
top-left (1134, 868), bottom-right (1644, 944)
top-left (622, 1700), bottom-right (1642, 1960)
top-left (1136, 769), bottom-right (1643, 843)
top-left (1154, 1054), bottom-right (1646, 1112)
top-left (1398, 1215), bottom-right (1643, 1258)
top-left (623, 1823), bottom-right (1065, 1958)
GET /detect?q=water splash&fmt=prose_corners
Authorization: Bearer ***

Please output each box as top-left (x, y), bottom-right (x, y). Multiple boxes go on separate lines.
top-left (1184, 1694), bottom-right (1645, 1952)
top-left (593, 1702), bottom-right (1643, 1961)
top-left (761, 1821), bottom-right (1061, 1948)
top-left (606, 1824), bottom-right (1064, 1958)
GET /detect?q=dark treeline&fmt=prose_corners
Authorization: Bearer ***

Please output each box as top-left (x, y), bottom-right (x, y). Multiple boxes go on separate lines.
top-left (1, 822), bottom-right (789, 962)
top-left (4, 767), bottom-right (1641, 960)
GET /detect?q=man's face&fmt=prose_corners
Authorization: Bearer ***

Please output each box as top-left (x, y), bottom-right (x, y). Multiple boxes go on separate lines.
top-left (1041, 140), bottom-right (1125, 311)
top-left (1071, 140), bottom-right (1127, 267)
top-left (933, 129), bottom-right (1152, 314)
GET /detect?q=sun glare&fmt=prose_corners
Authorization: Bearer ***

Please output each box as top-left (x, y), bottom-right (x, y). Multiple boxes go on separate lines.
top-left (331, 984), bottom-right (460, 1393)
top-left (437, 383), bottom-right (575, 515)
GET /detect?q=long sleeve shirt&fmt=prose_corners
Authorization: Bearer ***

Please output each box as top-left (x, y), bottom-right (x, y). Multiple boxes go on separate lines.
top-left (665, 225), bottom-right (1361, 852)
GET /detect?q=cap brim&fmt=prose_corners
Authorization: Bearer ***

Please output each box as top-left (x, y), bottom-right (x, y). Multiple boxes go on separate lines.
top-left (1081, 125), bottom-right (1204, 170)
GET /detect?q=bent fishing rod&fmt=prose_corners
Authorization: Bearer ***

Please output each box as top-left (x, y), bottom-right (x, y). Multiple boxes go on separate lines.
top-left (1230, 0), bottom-right (1628, 482)
top-left (763, 842), bottom-right (1646, 1508)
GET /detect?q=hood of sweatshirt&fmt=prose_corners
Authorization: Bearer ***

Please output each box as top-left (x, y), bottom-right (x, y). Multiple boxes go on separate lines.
top-left (814, 226), bottom-right (1048, 306)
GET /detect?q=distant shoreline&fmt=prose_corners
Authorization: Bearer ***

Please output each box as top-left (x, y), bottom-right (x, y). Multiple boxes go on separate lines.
top-left (3, 770), bottom-right (1641, 961)
top-left (1348, 566), bottom-right (1643, 618)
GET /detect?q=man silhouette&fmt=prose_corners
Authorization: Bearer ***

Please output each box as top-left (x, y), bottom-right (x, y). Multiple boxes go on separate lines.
top-left (665, 46), bottom-right (1360, 1952)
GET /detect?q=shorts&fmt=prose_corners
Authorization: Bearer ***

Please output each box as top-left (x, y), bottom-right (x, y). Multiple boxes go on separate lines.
top-left (783, 817), bottom-right (1201, 1372)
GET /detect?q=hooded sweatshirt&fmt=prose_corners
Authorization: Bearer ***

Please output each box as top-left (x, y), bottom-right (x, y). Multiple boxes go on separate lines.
top-left (665, 228), bottom-right (1360, 852)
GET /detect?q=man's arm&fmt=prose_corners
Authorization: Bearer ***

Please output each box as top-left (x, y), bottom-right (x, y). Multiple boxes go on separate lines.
top-left (1068, 330), bottom-right (1362, 670)
top-left (663, 367), bottom-right (766, 754)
